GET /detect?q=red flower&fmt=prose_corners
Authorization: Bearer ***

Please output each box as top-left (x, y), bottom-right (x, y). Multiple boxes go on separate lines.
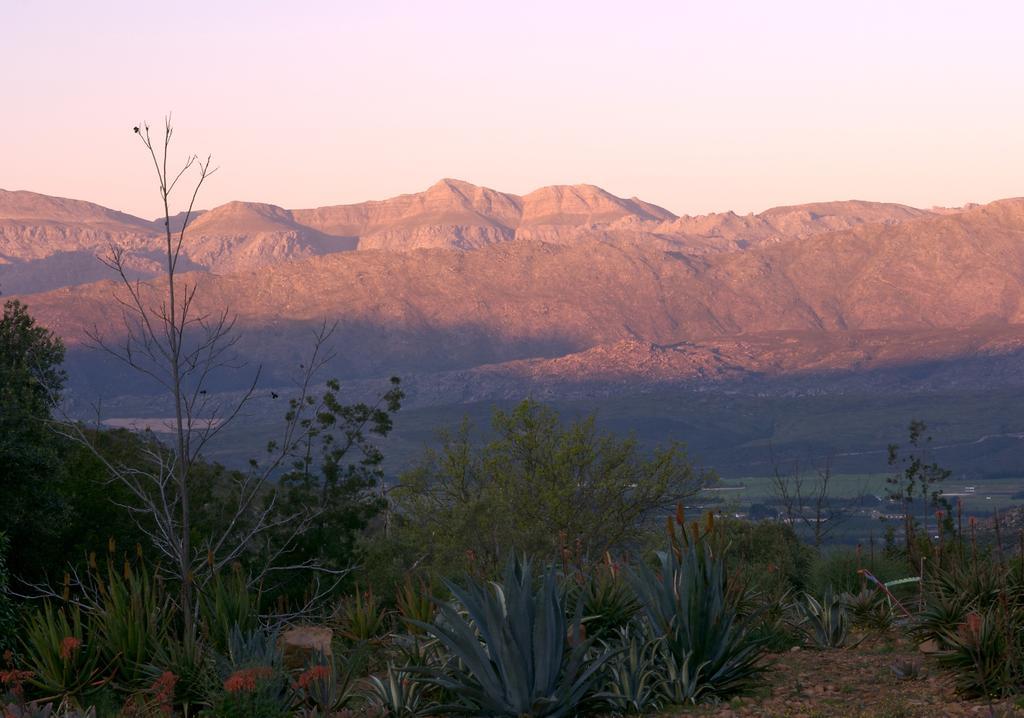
top-left (150, 670), bottom-right (178, 710)
top-left (223, 666), bottom-right (274, 693)
top-left (0, 668), bottom-right (34, 700)
top-left (959, 611), bottom-right (983, 645)
top-left (296, 664), bottom-right (330, 690)
top-left (59, 636), bottom-right (82, 660)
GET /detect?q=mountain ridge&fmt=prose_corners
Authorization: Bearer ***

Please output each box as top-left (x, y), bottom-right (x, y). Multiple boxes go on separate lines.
top-left (4, 181), bottom-right (1020, 418)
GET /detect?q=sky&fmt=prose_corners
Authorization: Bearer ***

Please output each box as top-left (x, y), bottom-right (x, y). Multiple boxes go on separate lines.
top-left (3, 0), bottom-right (1024, 219)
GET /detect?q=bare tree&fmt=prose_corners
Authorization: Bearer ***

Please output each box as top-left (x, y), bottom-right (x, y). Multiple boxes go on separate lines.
top-left (60, 118), bottom-right (335, 635)
top-left (770, 449), bottom-right (847, 548)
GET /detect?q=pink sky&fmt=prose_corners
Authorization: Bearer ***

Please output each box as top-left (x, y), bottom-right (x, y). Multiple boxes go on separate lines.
top-left (3, 0), bottom-right (1023, 219)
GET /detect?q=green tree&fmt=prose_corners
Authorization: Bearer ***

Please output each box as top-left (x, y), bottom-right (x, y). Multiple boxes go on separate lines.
top-left (258, 377), bottom-right (403, 602)
top-left (388, 400), bottom-right (712, 578)
top-left (0, 532), bottom-right (17, 654)
top-left (0, 299), bottom-right (68, 578)
top-left (885, 419), bottom-right (952, 559)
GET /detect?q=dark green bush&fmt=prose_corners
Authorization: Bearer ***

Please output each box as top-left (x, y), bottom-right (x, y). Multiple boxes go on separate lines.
top-left (0, 532), bottom-right (17, 655)
top-left (809, 548), bottom-right (908, 596)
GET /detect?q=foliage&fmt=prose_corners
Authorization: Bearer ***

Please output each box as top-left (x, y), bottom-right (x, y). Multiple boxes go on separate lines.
top-left (266, 378), bottom-right (403, 603)
top-left (0, 533), bottom-right (18, 655)
top-left (0, 299), bottom-right (68, 582)
top-left (626, 523), bottom-right (768, 702)
top-left (935, 606), bottom-right (1024, 698)
top-left (596, 625), bottom-right (665, 714)
top-left (336, 586), bottom-right (390, 644)
top-left (395, 578), bottom-right (435, 635)
top-left (845, 588), bottom-right (895, 633)
top-left (885, 420), bottom-right (952, 557)
top-left (20, 604), bottom-right (107, 706)
top-left (292, 653), bottom-right (358, 713)
top-left (391, 401), bottom-right (712, 577)
top-left (364, 665), bottom-right (434, 717)
top-left (914, 559), bottom-right (1015, 648)
top-left (416, 555), bottom-right (611, 717)
top-left (198, 565), bottom-right (260, 655)
top-left (87, 558), bottom-right (172, 690)
top-left (808, 548), bottom-right (906, 596)
top-left (793, 588), bottom-right (854, 649)
top-left (205, 665), bottom-right (292, 718)
top-left (148, 631), bottom-right (216, 714)
top-left (721, 519), bottom-right (813, 596)
top-left (573, 561), bottom-right (640, 642)
top-left (206, 626), bottom-right (290, 718)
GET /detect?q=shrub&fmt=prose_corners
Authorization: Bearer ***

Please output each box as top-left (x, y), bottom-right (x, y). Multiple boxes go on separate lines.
top-left (416, 555), bottom-right (612, 717)
top-left (721, 520), bottom-right (812, 596)
top-left (394, 577), bottom-right (434, 635)
top-left (207, 665), bottom-right (291, 718)
top-left (0, 532), bottom-right (17, 655)
top-left (808, 548), bottom-right (907, 597)
top-left (207, 626), bottom-right (290, 718)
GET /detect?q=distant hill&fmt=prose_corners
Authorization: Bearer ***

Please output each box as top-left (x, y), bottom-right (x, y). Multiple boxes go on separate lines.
top-left (7, 180), bottom-right (1024, 475)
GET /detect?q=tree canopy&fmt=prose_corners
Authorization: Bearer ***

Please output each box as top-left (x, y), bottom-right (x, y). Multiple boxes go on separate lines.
top-left (387, 400), bottom-right (713, 577)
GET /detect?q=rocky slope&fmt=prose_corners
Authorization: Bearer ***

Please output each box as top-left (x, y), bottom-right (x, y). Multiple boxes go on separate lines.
top-left (5, 185), bottom-right (1022, 401)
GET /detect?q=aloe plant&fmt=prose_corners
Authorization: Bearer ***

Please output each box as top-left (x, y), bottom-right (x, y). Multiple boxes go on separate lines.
top-left (20, 604), bottom-right (109, 706)
top-left (89, 560), bottom-right (172, 689)
top-left (626, 540), bottom-right (768, 702)
top-left (794, 588), bottom-right (855, 649)
top-left (199, 564), bottom-right (260, 655)
top-left (576, 566), bottom-right (639, 641)
top-left (293, 652), bottom-right (359, 713)
top-left (337, 586), bottom-right (390, 643)
top-left (415, 555), bottom-right (612, 717)
top-left (395, 577), bottom-right (435, 635)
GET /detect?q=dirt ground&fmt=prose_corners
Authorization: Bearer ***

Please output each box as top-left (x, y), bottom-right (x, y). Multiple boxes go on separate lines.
top-left (665, 636), bottom-right (1024, 718)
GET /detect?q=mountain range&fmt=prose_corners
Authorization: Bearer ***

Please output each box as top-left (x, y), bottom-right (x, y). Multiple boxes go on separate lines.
top-left (5, 180), bottom-right (1024, 475)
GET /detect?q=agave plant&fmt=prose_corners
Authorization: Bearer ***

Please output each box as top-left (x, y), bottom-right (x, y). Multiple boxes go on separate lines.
top-left (626, 540), bottom-right (768, 702)
top-left (415, 555), bottom-right (613, 717)
top-left (2, 702), bottom-right (96, 718)
top-left (596, 625), bottom-right (665, 714)
top-left (221, 623), bottom-right (280, 671)
top-left (793, 588), bottom-right (856, 649)
top-left (364, 665), bottom-right (435, 717)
